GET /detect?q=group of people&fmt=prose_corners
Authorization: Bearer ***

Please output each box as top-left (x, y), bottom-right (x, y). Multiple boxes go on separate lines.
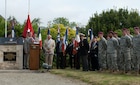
top-left (23, 27), bottom-right (140, 75)
top-left (98, 27), bottom-right (140, 75)
top-left (54, 27), bottom-right (140, 75)
top-left (56, 33), bottom-right (99, 71)
top-left (23, 30), bottom-right (56, 69)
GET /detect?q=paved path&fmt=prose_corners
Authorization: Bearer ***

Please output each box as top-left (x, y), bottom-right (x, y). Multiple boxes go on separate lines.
top-left (0, 70), bottom-right (89, 85)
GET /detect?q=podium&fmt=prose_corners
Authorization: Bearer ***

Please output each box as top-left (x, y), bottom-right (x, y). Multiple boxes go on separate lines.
top-left (29, 44), bottom-right (40, 70)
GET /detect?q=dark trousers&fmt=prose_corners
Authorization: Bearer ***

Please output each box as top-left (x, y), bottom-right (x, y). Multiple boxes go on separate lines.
top-left (57, 52), bottom-right (66, 69)
top-left (69, 54), bottom-right (74, 68)
top-left (74, 53), bottom-right (80, 69)
top-left (90, 53), bottom-right (99, 71)
top-left (81, 55), bottom-right (88, 71)
top-left (56, 53), bottom-right (61, 69)
top-left (88, 53), bottom-right (92, 70)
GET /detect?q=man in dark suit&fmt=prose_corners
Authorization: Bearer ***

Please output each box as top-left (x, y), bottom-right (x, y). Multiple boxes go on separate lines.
top-left (55, 37), bottom-right (66, 69)
top-left (79, 33), bottom-right (89, 71)
top-left (90, 37), bottom-right (99, 71)
top-left (56, 40), bottom-right (61, 69)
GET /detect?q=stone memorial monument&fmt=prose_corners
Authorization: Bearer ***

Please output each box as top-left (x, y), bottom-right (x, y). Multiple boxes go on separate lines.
top-left (0, 37), bottom-right (23, 69)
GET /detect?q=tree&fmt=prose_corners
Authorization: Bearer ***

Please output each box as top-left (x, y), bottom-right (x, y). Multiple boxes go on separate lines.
top-left (41, 24), bottom-right (75, 43)
top-left (87, 8), bottom-right (140, 36)
top-left (53, 17), bottom-right (69, 27)
top-left (0, 15), bottom-right (5, 36)
top-left (69, 22), bottom-right (77, 28)
top-left (32, 18), bottom-right (41, 33)
top-left (3, 16), bottom-right (23, 37)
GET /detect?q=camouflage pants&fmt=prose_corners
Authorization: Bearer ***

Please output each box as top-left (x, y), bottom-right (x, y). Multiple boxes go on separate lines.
top-left (107, 53), bottom-right (118, 71)
top-left (132, 53), bottom-right (140, 72)
top-left (98, 51), bottom-right (107, 70)
top-left (117, 50), bottom-right (121, 70)
top-left (130, 49), bottom-right (134, 70)
top-left (120, 52), bottom-right (131, 72)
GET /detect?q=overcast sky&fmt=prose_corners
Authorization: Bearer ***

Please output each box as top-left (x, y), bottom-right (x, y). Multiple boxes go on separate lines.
top-left (1, 0), bottom-right (140, 27)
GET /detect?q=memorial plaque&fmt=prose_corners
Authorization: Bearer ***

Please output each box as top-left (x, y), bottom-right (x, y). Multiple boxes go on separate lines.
top-left (4, 52), bottom-right (16, 61)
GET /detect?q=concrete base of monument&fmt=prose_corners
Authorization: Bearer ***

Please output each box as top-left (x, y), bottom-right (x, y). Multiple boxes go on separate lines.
top-left (0, 37), bottom-right (23, 70)
top-left (0, 45), bottom-right (23, 70)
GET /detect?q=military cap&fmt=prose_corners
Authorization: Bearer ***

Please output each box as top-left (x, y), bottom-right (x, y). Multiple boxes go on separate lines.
top-left (109, 31), bottom-right (114, 34)
top-left (122, 28), bottom-right (128, 31)
top-left (98, 32), bottom-right (103, 34)
top-left (134, 27), bottom-right (139, 29)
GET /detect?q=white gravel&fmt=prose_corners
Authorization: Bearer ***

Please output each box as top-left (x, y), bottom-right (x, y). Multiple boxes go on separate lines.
top-left (0, 70), bottom-right (89, 85)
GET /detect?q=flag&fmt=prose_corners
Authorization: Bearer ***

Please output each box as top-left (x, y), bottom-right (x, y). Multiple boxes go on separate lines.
top-left (47, 28), bottom-right (50, 35)
top-left (38, 27), bottom-right (42, 49)
top-left (22, 15), bottom-right (34, 38)
top-left (11, 21), bottom-right (15, 38)
top-left (74, 27), bottom-right (80, 47)
top-left (62, 28), bottom-right (68, 52)
top-left (88, 28), bottom-right (94, 41)
top-left (56, 26), bottom-right (60, 42)
top-left (88, 29), bottom-right (94, 47)
top-left (72, 27), bottom-right (80, 55)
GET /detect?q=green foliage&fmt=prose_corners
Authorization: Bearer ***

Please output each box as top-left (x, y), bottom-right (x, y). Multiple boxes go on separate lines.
top-left (114, 29), bottom-right (122, 37)
top-left (41, 24), bottom-right (75, 43)
top-left (53, 17), bottom-right (77, 29)
top-left (79, 27), bottom-right (87, 35)
top-left (51, 69), bottom-right (140, 85)
top-left (129, 27), bottom-right (134, 35)
top-left (40, 50), bottom-right (45, 68)
top-left (50, 28), bottom-right (57, 39)
top-left (0, 15), bottom-right (5, 36)
top-left (53, 17), bottom-right (69, 27)
top-left (69, 22), bottom-right (77, 28)
top-left (32, 18), bottom-right (41, 33)
top-left (14, 24), bottom-right (23, 37)
top-left (87, 8), bottom-right (140, 36)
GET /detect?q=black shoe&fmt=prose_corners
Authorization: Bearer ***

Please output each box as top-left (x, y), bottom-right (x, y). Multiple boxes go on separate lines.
top-left (83, 69), bottom-right (88, 71)
top-left (23, 67), bottom-right (26, 69)
top-left (92, 69), bottom-right (95, 71)
top-left (23, 66), bottom-right (27, 69)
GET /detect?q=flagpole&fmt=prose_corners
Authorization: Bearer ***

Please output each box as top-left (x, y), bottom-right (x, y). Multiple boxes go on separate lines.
top-left (5, 0), bottom-right (7, 37)
top-left (28, 0), bottom-right (30, 14)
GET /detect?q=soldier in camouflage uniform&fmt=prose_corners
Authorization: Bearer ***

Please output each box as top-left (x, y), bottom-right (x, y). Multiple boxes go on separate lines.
top-left (114, 32), bottom-right (121, 71)
top-left (126, 29), bottom-right (134, 70)
top-left (120, 28), bottom-right (132, 73)
top-left (98, 32), bottom-right (107, 71)
top-left (132, 27), bottom-right (140, 74)
top-left (107, 31), bottom-right (119, 72)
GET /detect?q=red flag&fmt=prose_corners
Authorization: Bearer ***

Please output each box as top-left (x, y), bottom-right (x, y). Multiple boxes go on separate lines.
top-left (22, 15), bottom-right (34, 38)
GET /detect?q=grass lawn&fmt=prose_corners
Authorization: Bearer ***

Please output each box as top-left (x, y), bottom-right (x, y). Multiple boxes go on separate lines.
top-left (50, 68), bottom-right (140, 85)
